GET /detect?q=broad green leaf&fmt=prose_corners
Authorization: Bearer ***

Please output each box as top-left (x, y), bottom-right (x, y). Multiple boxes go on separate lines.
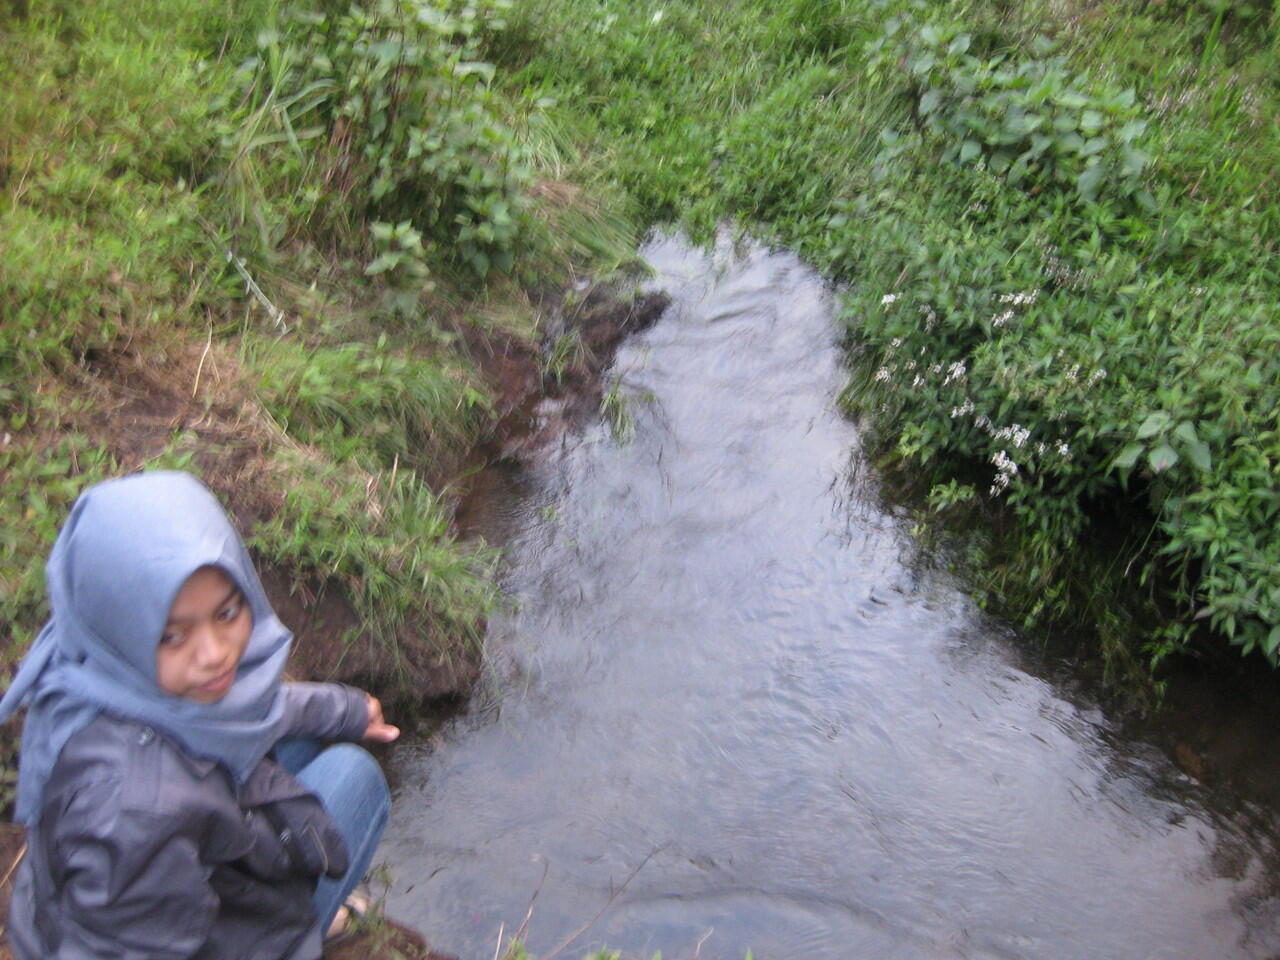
top-left (454, 61), bottom-right (497, 82)
top-left (1185, 440), bottom-right (1212, 472)
top-left (1173, 421), bottom-right (1199, 446)
top-left (1076, 163), bottom-right (1104, 199)
top-left (1113, 443), bottom-right (1145, 470)
top-left (364, 252), bottom-right (401, 276)
top-left (1117, 119), bottom-right (1148, 142)
top-left (1080, 136), bottom-right (1108, 157)
top-left (1136, 411), bottom-right (1172, 439)
top-left (1147, 444), bottom-right (1179, 472)
top-left (1057, 131), bottom-right (1084, 153)
top-left (959, 140), bottom-right (982, 163)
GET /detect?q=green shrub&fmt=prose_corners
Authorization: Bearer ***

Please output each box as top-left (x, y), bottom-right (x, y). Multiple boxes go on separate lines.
top-left (866, 6), bottom-right (1154, 209)
top-left (221, 0), bottom-right (533, 280)
top-left (839, 146), bottom-right (1280, 661)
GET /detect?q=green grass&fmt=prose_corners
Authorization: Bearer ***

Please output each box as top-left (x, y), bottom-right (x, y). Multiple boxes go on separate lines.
top-left (0, 0), bottom-right (641, 706)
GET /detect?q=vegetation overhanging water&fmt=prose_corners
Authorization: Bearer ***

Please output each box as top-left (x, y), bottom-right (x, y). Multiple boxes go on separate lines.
top-left (379, 232), bottom-right (1280, 960)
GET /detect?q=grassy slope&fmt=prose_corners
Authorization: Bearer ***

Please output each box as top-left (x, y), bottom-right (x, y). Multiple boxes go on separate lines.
top-left (497, 0), bottom-right (1280, 685)
top-left (0, 0), bottom-right (642, 752)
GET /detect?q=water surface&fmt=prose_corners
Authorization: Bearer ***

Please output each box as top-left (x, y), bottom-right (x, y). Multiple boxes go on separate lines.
top-left (379, 234), bottom-right (1280, 960)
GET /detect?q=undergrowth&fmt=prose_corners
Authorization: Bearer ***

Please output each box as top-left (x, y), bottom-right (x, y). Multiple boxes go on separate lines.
top-left (498, 0), bottom-right (1280, 682)
top-left (0, 0), bottom-right (638, 721)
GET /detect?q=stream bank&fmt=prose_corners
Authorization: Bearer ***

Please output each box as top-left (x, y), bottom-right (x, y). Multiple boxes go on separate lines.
top-left (0, 274), bottom-right (663, 960)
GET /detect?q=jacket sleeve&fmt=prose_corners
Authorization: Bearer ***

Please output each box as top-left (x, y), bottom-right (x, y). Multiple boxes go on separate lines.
top-left (278, 681), bottom-right (368, 743)
top-left (48, 782), bottom-right (218, 960)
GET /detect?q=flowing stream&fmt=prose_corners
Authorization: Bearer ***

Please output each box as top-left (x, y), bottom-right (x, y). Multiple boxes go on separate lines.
top-left (378, 234), bottom-right (1280, 960)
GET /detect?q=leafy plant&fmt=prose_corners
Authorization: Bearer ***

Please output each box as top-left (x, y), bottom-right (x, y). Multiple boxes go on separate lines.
top-left (225, 0), bottom-right (533, 280)
top-left (866, 6), bottom-right (1155, 209)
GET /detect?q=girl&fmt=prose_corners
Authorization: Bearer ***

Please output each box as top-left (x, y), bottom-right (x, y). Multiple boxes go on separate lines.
top-left (0, 470), bottom-right (401, 959)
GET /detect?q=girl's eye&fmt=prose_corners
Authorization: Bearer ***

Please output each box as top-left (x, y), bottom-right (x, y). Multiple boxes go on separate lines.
top-left (160, 631), bottom-right (183, 648)
top-left (218, 598), bottom-right (243, 622)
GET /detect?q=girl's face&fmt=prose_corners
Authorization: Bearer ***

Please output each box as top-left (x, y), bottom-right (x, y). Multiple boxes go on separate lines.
top-left (156, 566), bottom-right (253, 703)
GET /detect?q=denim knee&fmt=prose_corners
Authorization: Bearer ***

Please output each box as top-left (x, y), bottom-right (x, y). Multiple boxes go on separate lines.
top-left (320, 743), bottom-right (389, 816)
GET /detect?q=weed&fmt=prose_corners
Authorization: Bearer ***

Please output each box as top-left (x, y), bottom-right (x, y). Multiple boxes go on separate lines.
top-left (600, 376), bottom-right (635, 446)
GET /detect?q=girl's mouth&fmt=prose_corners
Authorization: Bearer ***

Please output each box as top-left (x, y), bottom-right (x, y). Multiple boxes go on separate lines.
top-left (200, 669), bottom-right (235, 695)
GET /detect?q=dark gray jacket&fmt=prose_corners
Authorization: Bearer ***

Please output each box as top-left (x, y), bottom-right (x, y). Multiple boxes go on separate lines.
top-left (7, 682), bottom-right (369, 960)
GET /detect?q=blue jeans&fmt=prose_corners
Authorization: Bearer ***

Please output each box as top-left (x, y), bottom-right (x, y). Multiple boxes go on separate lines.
top-left (274, 738), bottom-right (390, 930)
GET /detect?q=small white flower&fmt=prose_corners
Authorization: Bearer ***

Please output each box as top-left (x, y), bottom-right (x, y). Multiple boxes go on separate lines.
top-left (1087, 368), bottom-right (1107, 386)
top-left (875, 366), bottom-right (891, 383)
top-left (943, 361), bottom-right (967, 386)
top-left (1056, 440), bottom-right (1071, 458)
top-left (881, 293), bottom-right (898, 306)
top-left (651, 8), bottom-right (664, 23)
top-left (891, 337), bottom-right (903, 348)
top-left (992, 449), bottom-right (1019, 475)
top-left (912, 374), bottom-right (925, 389)
top-left (991, 309), bottom-right (1014, 328)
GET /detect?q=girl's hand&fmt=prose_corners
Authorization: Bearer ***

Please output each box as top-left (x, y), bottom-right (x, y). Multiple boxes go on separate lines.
top-left (364, 693), bottom-right (400, 743)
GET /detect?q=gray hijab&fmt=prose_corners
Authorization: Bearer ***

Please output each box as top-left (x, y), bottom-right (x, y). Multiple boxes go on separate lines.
top-left (0, 471), bottom-right (292, 824)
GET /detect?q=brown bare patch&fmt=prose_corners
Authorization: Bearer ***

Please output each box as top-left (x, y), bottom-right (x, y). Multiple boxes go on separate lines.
top-left (325, 917), bottom-right (458, 960)
top-left (464, 280), bottom-right (669, 461)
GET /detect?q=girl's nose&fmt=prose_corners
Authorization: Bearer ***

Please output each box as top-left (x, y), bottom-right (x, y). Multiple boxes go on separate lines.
top-left (194, 625), bottom-right (232, 667)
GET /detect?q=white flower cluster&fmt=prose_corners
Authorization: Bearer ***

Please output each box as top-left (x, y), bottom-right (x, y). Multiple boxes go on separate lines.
top-left (875, 366), bottom-right (892, 383)
top-left (943, 361), bottom-right (967, 386)
top-left (951, 399), bottom-right (976, 419)
top-left (1086, 368), bottom-right (1107, 387)
top-left (999, 291), bottom-right (1039, 306)
top-left (990, 449), bottom-right (1018, 496)
top-left (921, 304), bottom-right (938, 332)
top-left (993, 423), bottom-right (1031, 448)
top-left (1036, 239), bottom-right (1089, 290)
top-left (991, 310), bottom-right (1014, 328)
top-left (881, 293), bottom-right (899, 306)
